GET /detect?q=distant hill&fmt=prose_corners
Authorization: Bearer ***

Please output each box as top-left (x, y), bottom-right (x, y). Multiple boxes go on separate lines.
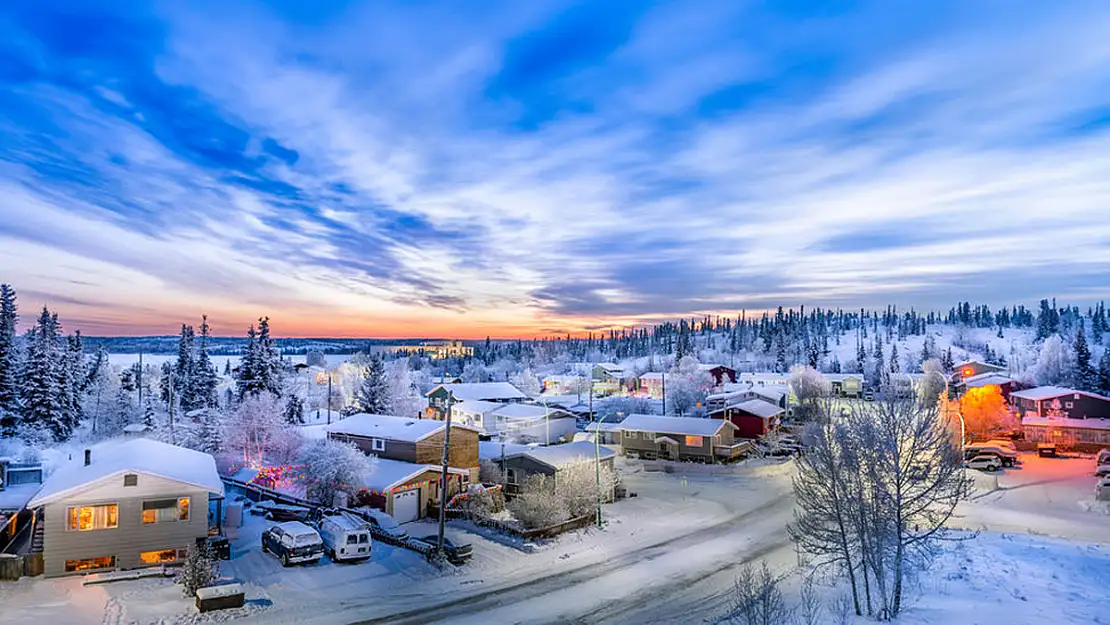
top-left (82, 336), bottom-right (470, 355)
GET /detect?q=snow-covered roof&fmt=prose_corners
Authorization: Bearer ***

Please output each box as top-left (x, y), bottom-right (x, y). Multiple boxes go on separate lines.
top-left (28, 439), bottom-right (223, 508)
top-left (0, 483), bottom-right (40, 512)
top-left (122, 424), bottom-right (150, 433)
top-left (426, 382), bottom-right (529, 402)
top-left (1021, 417), bottom-right (1110, 431)
top-left (705, 390), bottom-right (747, 403)
top-left (478, 441), bottom-right (531, 460)
top-left (824, 373), bottom-right (864, 382)
top-left (491, 403), bottom-right (569, 421)
top-left (1011, 386), bottom-right (1110, 402)
top-left (727, 399), bottom-right (784, 419)
top-left (697, 363), bottom-right (732, 371)
top-left (508, 441), bottom-right (616, 470)
top-left (327, 413), bottom-right (477, 442)
top-left (362, 458), bottom-right (466, 492)
top-left (452, 399), bottom-right (502, 415)
top-left (595, 363), bottom-right (623, 372)
top-left (586, 419), bottom-right (625, 433)
top-left (639, 372), bottom-right (664, 380)
top-left (961, 373), bottom-right (1014, 388)
top-left (618, 414), bottom-right (736, 437)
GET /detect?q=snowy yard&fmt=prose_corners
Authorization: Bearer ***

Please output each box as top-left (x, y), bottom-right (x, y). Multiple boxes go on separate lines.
top-left (1, 454), bottom-right (1107, 624)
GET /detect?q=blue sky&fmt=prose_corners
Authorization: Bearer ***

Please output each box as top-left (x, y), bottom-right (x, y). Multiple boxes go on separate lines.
top-left (2, 1), bottom-right (1109, 337)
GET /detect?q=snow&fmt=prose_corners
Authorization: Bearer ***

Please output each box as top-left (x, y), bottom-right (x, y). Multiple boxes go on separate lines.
top-left (509, 441), bottom-right (616, 470)
top-left (27, 438), bottom-right (223, 508)
top-left (727, 398), bottom-right (784, 418)
top-left (618, 413), bottom-right (736, 437)
top-left (961, 372), bottom-right (1014, 388)
top-left (452, 399), bottom-right (502, 415)
top-left (585, 419), bottom-right (625, 433)
top-left (362, 457), bottom-right (464, 492)
top-left (1011, 385), bottom-right (1106, 401)
top-left (0, 482), bottom-right (40, 512)
top-left (326, 413), bottom-right (475, 443)
top-left (428, 382), bottom-right (528, 402)
top-left (489, 403), bottom-right (563, 420)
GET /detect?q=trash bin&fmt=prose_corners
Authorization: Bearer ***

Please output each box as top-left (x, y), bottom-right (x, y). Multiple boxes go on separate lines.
top-left (206, 536), bottom-right (231, 561)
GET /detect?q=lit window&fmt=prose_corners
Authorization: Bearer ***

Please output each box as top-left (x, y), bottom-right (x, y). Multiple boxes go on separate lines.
top-left (65, 556), bottom-right (115, 572)
top-left (685, 435), bottom-right (704, 447)
top-left (139, 549), bottom-right (180, 565)
top-left (141, 498), bottom-right (190, 523)
top-left (66, 504), bottom-right (119, 531)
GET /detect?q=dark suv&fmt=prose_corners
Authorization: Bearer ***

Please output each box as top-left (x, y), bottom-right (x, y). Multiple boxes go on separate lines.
top-left (261, 521), bottom-right (324, 567)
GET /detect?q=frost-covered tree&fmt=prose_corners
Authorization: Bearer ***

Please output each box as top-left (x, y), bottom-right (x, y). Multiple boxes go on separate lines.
top-left (178, 542), bottom-right (219, 597)
top-left (355, 354), bottom-right (391, 414)
top-left (789, 365), bottom-right (829, 422)
top-left (919, 359), bottom-right (947, 408)
top-left (1098, 349), bottom-right (1110, 396)
top-left (192, 316), bottom-right (219, 409)
top-left (298, 438), bottom-right (374, 505)
top-left (225, 392), bottom-right (300, 466)
top-left (724, 562), bottom-right (791, 625)
top-left (84, 347), bottom-right (115, 435)
top-left (1034, 334), bottom-right (1073, 386)
top-left (175, 324), bottom-right (197, 410)
top-left (305, 350), bottom-right (327, 368)
top-left (236, 318), bottom-right (284, 400)
top-left (21, 307), bottom-right (67, 441)
top-left (666, 357), bottom-right (711, 416)
top-left (0, 284), bottom-right (19, 437)
top-left (388, 359), bottom-right (425, 419)
top-left (509, 366), bottom-right (541, 395)
top-left (196, 409), bottom-right (224, 455)
top-left (59, 332), bottom-right (86, 436)
top-left (959, 385), bottom-right (1014, 439)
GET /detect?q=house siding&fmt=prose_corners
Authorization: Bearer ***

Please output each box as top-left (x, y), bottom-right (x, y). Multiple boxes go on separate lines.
top-left (1012, 393), bottom-right (1110, 420)
top-left (41, 474), bottom-right (211, 577)
top-left (620, 426), bottom-right (732, 462)
top-left (330, 426), bottom-right (480, 481)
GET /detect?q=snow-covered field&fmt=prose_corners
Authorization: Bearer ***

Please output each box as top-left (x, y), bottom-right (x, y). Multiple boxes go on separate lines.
top-left (1, 454), bottom-right (1107, 624)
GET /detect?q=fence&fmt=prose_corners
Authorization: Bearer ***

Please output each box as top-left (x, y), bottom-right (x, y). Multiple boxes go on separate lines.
top-left (470, 513), bottom-right (595, 540)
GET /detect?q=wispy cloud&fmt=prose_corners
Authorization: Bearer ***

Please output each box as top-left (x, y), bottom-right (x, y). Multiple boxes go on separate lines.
top-left (1, 1), bottom-right (1109, 337)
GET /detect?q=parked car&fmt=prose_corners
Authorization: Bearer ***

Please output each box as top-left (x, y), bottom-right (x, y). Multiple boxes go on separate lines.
top-left (963, 444), bottom-right (1018, 467)
top-left (1095, 464), bottom-right (1110, 478)
top-left (261, 521), bottom-right (324, 567)
top-left (965, 455), bottom-right (1002, 472)
top-left (1097, 449), bottom-right (1110, 465)
top-left (352, 507), bottom-right (409, 543)
top-left (1037, 443), bottom-right (1057, 458)
top-left (1096, 477), bottom-right (1110, 502)
top-left (863, 392), bottom-right (874, 401)
top-left (410, 535), bottom-right (473, 565)
top-left (312, 510), bottom-right (372, 562)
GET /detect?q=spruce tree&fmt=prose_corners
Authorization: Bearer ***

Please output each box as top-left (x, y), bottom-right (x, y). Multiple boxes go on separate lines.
top-left (284, 394), bottom-right (305, 425)
top-left (256, 317), bottom-right (283, 397)
top-left (1097, 349), bottom-right (1110, 395)
top-left (59, 331), bottom-right (86, 435)
top-left (355, 354), bottom-right (391, 414)
top-left (175, 324), bottom-right (197, 411)
top-left (0, 284), bottom-right (20, 437)
top-left (236, 324), bottom-right (260, 400)
top-left (22, 306), bottom-right (67, 441)
top-left (1074, 324), bottom-right (1096, 391)
top-left (889, 343), bottom-right (900, 374)
top-left (193, 316), bottom-right (219, 408)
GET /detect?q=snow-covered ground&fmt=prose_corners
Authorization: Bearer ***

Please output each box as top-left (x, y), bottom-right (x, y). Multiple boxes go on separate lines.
top-left (1, 454), bottom-right (1107, 624)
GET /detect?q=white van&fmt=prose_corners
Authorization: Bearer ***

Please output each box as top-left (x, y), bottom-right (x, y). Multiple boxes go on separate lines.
top-left (315, 511), bottom-right (372, 562)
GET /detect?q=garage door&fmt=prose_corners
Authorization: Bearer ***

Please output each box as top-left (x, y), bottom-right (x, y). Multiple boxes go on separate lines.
top-left (392, 489), bottom-right (420, 523)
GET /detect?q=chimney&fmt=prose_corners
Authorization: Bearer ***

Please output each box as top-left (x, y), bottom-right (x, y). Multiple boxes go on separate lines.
top-left (84, 449), bottom-right (91, 467)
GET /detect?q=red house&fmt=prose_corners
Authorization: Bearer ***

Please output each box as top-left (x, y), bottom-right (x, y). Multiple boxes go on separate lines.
top-left (710, 398), bottom-right (784, 439)
top-left (699, 364), bottom-right (738, 387)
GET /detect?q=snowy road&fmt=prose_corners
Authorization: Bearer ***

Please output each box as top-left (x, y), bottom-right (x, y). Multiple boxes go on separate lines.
top-left (354, 491), bottom-right (796, 625)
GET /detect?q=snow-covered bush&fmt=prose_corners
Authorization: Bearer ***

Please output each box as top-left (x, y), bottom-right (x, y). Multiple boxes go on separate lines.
top-left (507, 474), bottom-right (569, 529)
top-left (789, 365), bottom-right (828, 421)
top-left (299, 438), bottom-right (375, 506)
top-left (1034, 334), bottom-right (1074, 386)
top-left (224, 392), bottom-right (301, 467)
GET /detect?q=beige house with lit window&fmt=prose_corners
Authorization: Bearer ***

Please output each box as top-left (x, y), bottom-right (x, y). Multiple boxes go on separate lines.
top-left (27, 439), bottom-right (224, 577)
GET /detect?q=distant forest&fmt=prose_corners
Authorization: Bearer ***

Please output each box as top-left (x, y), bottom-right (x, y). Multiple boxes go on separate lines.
top-left (81, 336), bottom-right (462, 355)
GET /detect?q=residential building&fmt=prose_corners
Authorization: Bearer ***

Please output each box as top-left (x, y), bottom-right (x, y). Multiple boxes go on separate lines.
top-left (583, 419), bottom-right (625, 445)
top-left (542, 374), bottom-right (588, 396)
top-left (591, 363), bottom-right (628, 396)
top-left (698, 364), bottom-right (738, 388)
top-left (639, 372), bottom-right (665, 399)
top-left (353, 458), bottom-right (468, 524)
top-left (326, 413), bottom-right (481, 481)
top-left (425, 382), bottom-right (528, 420)
top-left (709, 398), bottom-right (784, 439)
top-left (618, 414), bottom-right (747, 463)
top-left (825, 373), bottom-right (864, 398)
top-left (485, 403), bottom-right (577, 444)
top-left (1012, 386), bottom-right (1110, 453)
top-left (953, 360), bottom-right (1006, 379)
top-left (490, 441), bottom-right (617, 501)
top-left (26, 439), bottom-right (224, 577)
top-left (0, 458), bottom-right (43, 545)
top-left (385, 340), bottom-right (474, 359)
top-left (959, 372), bottom-right (1017, 399)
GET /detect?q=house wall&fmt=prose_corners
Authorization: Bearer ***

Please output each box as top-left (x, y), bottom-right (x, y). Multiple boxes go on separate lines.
top-left (416, 429), bottom-right (479, 476)
top-left (720, 411), bottom-right (773, 438)
top-left (40, 473), bottom-right (212, 577)
top-left (619, 427), bottom-right (731, 462)
top-left (1023, 424), bottom-right (1110, 453)
top-left (1013, 394), bottom-right (1110, 420)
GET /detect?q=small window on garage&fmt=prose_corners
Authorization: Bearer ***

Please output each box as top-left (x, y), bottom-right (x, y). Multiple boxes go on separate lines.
top-left (123, 474), bottom-right (138, 487)
top-left (372, 438), bottom-right (386, 452)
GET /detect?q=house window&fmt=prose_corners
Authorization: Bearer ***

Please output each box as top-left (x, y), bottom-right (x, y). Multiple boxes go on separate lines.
top-left (142, 497), bottom-right (190, 524)
top-left (623, 430), bottom-right (633, 438)
top-left (685, 435), bottom-right (704, 447)
top-left (64, 556), bottom-right (115, 573)
top-left (123, 474), bottom-right (138, 487)
top-left (372, 438), bottom-right (386, 452)
top-left (1065, 402), bottom-right (1074, 409)
top-left (506, 468), bottom-right (519, 485)
top-left (642, 432), bottom-right (653, 440)
top-left (66, 504), bottom-right (118, 531)
top-left (139, 548), bottom-right (182, 565)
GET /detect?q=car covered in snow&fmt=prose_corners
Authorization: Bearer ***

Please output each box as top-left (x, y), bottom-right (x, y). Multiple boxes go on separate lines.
top-left (1097, 449), bottom-right (1110, 465)
top-left (1097, 477), bottom-right (1110, 502)
top-left (1095, 464), bottom-right (1110, 478)
top-left (352, 507), bottom-right (409, 544)
top-left (965, 454), bottom-right (1002, 472)
top-left (262, 521), bottom-right (324, 567)
top-left (963, 443), bottom-right (1018, 467)
top-left (410, 534), bottom-right (473, 565)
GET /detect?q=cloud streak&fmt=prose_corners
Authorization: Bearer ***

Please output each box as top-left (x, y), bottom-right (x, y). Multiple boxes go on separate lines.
top-left (1, 1), bottom-right (1109, 337)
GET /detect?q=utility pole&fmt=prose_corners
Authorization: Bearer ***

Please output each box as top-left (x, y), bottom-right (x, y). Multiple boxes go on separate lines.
top-left (436, 391), bottom-right (455, 562)
top-left (661, 372), bottom-right (666, 415)
top-left (168, 371), bottom-right (176, 445)
top-left (137, 353), bottom-right (143, 410)
top-left (594, 404), bottom-right (606, 529)
top-left (327, 372), bottom-right (332, 425)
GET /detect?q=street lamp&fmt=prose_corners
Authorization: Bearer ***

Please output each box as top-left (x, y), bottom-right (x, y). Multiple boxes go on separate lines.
top-left (931, 370), bottom-right (964, 457)
top-left (436, 390), bottom-right (456, 563)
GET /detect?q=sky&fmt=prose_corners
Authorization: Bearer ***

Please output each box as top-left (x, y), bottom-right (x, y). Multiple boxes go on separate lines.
top-left (2, 1), bottom-right (1110, 339)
